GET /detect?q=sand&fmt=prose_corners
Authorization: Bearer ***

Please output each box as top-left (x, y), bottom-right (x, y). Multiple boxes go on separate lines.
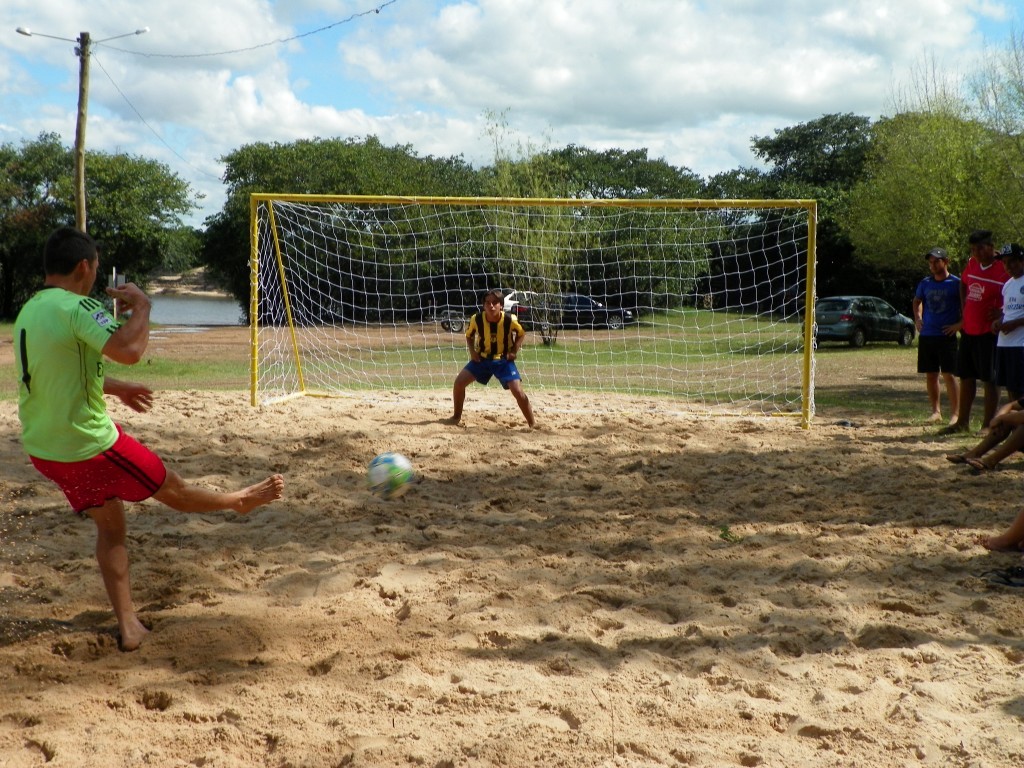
top-left (1, 331), bottom-right (1023, 767)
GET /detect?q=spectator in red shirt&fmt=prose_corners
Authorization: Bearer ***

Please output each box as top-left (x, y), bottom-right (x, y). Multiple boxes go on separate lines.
top-left (944, 229), bottom-right (1009, 434)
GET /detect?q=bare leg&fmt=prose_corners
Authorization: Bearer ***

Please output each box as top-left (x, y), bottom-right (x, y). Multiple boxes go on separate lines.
top-left (507, 380), bottom-right (535, 428)
top-left (925, 372), bottom-right (942, 421)
top-left (87, 500), bottom-right (149, 651)
top-left (981, 380), bottom-right (1000, 430)
top-left (978, 509), bottom-right (1024, 551)
top-left (949, 377), bottom-right (975, 431)
top-left (446, 368), bottom-right (475, 424)
top-left (153, 471), bottom-right (284, 515)
top-left (942, 373), bottom-right (959, 425)
top-left (946, 378), bottom-right (978, 434)
top-left (972, 425), bottom-right (1024, 470)
top-left (955, 424), bottom-right (1013, 461)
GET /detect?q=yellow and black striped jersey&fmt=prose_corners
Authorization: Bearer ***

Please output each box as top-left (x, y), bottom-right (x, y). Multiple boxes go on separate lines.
top-left (466, 310), bottom-right (525, 359)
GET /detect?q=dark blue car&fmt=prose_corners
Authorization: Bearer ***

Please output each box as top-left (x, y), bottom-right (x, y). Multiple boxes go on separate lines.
top-left (558, 293), bottom-right (635, 330)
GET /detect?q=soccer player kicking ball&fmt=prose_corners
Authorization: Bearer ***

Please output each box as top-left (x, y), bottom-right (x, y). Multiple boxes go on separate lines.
top-left (14, 227), bottom-right (285, 652)
top-left (445, 288), bottom-right (536, 428)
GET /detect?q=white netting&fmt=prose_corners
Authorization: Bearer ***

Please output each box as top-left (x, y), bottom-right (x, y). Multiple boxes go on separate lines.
top-left (251, 195), bottom-right (815, 420)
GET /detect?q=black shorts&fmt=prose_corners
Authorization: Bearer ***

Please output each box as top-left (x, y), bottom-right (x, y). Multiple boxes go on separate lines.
top-left (995, 347), bottom-right (1024, 396)
top-left (917, 335), bottom-right (958, 374)
top-left (957, 333), bottom-right (997, 381)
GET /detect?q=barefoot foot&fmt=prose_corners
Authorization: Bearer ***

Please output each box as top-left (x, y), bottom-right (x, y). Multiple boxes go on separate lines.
top-left (977, 533), bottom-right (1023, 552)
top-left (234, 474), bottom-right (285, 514)
top-left (118, 617), bottom-right (150, 652)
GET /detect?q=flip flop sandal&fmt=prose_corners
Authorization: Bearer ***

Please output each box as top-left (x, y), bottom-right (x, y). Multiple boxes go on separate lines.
top-left (983, 566), bottom-right (1024, 587)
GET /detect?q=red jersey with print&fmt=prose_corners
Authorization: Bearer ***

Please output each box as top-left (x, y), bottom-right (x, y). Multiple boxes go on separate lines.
top-left (961, 256), bottom-right (1009, 335)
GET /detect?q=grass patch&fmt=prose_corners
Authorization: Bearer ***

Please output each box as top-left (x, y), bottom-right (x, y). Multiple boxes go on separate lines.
top-left (0, 319), bottom-right (926, 423)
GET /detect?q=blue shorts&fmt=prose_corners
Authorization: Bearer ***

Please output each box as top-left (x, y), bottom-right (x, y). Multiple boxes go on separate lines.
top-left (465, 358), bottom-right (522, 389)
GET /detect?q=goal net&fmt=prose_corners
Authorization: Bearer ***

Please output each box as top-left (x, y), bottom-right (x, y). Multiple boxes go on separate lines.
top-left (250, 194), bottom-right (816, 424)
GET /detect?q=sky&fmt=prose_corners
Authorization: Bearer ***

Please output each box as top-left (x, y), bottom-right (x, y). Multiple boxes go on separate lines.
top-left (1, 0), bottom-right (1020, 227)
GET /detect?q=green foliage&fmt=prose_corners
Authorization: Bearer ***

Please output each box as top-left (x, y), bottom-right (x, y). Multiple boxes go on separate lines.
top-left (752, 113), bottom-right (872, 189)
top-left (718, 525), bottom-right (743, 543)
top-left (546, 144), bottom-right (703, 200)
top-left (85, 152), bottom-right (197, 286)
top-left (161, 227), bottom-right (203, 274)
top-left (206, 136), bottom-right (484, 315)
top-left (0, 133), bottom-right (197, 319)
top-left (0, 133), bottom-right (71, 318)
top-left (843, 110), bottom-right (997, 273)
top-left (971, 30), bottom-right (1024, 241)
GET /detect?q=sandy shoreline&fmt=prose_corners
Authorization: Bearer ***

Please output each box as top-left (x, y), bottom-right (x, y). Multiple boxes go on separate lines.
top-left (1, 344), bottom-right (1023, 765)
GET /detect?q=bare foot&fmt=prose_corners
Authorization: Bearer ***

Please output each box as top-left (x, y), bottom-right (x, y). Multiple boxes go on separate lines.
top-left (118, 617), bottom-right (150, 652)
top-left (233, 474), bottom-right (285, 514)
top-left (927, 412), bottom-right (942, 422)
top-left (443, 415), bottom-right (462, 426)
top-left (977, 533), bottom-right (1022, 552)
top-left (965, 457), bottom-right (995, 473)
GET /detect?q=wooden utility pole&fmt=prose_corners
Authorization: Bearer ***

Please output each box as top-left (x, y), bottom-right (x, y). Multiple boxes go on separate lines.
top-left (74, 31), bottom-right (90, 232)
top-left (16, 25), bottom-right (147, 233)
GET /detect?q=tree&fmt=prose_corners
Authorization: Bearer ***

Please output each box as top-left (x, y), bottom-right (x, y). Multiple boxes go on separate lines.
top-left (972, 30), bottom-right (1024, 240)
top-left (203, 136), bottom-right (482, 315)
top-left (751, 113), bottom-right (872, 189)
top-left (479, 115), bottom-right (572, 345)
top-left (0, 133), bottom-right (70, 318)
top-left (0, 133), bottom-right (197, 319)
top-left (844, 111), bottom-right (995, 268)
top-left (746, 114), bottom-right (875, 301)
top-left (546, 145), bottom-right (702, 200)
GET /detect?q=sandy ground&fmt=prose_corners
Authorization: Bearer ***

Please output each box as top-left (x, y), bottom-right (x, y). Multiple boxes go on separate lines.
top-left (1, 329), bottom-right (1023, 767)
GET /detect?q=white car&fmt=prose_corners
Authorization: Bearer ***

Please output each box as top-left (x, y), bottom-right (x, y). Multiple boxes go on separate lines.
top-left (503, 290), bottom-right (538, 313)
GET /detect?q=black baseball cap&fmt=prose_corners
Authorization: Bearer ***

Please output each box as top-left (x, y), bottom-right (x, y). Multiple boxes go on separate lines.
top-left (1000, 243), bottom-right (1024, 260)
top-left (924, 247), bottom-right (948, 261)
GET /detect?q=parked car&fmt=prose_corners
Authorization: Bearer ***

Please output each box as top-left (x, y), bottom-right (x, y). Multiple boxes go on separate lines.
top-left (502, 290), bottom-right (635, 330)
top-left (503, 290), bottom-right (539, 314)
top-left (814, 295), bottom-right (915, 347)
top-left (559, 293), bottom-right (635, 330)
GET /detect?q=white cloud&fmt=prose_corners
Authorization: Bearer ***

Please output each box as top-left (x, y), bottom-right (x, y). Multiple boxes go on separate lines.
top-left (2, 0), bottom-right (1018, 225)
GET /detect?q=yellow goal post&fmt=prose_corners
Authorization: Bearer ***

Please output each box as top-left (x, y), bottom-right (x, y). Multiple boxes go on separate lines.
top-left (249, 194), bottom-right (817, 426)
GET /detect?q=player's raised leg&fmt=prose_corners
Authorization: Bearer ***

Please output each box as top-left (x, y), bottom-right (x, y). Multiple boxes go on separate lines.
top-left (153, 471), bottom-right (284, 514)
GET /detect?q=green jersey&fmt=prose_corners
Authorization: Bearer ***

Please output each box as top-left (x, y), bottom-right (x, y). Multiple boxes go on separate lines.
top-left (14, 287), bottom-right (121, 461)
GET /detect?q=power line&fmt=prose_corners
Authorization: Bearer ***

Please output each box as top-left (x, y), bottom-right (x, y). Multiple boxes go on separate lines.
top-left (83, 0), bottom-right (402, 186)
top-left (97, 0), bottom-right (398, 59)
top-left (91, 52), bottom-right (222, 182)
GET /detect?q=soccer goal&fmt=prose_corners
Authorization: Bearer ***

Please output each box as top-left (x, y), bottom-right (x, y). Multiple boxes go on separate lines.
top-left (250, 194), bottom-right (817, 425)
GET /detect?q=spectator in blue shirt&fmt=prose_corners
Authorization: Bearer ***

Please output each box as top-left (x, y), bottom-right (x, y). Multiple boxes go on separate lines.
top-left (913, 247), bottom-right (962, 424)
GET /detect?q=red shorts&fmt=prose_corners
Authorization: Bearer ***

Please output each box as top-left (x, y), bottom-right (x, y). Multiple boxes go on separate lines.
top-left (30, 426), bottom-right (168, 515)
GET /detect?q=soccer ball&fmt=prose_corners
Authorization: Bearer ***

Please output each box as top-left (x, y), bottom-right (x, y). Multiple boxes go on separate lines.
top-left (367, 452), bottom-right (416, 499)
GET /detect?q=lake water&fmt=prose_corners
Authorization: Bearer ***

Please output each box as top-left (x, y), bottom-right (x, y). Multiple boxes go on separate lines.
top-left (149, 295), bottom-right (244, 326)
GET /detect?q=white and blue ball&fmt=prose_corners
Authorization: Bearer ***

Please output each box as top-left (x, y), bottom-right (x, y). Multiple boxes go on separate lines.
top-left (367, 452), bottom-right (416, 499)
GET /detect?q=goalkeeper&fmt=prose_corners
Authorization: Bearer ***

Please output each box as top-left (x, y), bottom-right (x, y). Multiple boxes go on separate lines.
top-left (446, 289), bottom-right (536, 428)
